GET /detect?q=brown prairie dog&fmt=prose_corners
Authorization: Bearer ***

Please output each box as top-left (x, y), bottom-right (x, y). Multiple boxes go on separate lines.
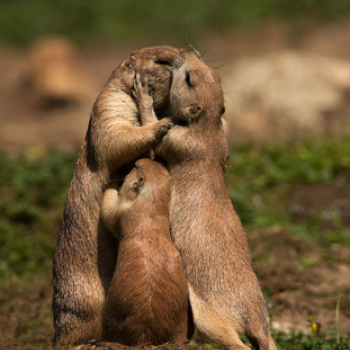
top-left (101, 158), bottom-right (191, 346)
top-left (53, 46), bottom-right (179, 346)
top-left (136, 45), bottom-right (277, 350)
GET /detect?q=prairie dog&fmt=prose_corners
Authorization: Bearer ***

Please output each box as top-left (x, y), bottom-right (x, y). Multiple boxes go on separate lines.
top-left (101, 158), bottom-right (190, 346)
top-left (53, 46), bottom-right (179, 346)
top-left (137, 45), bottom-right (277, 350)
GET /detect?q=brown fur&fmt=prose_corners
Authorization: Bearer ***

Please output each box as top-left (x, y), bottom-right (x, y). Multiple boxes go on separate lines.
top-left (151, 48), bottom-right (276, 350)
top-left (100, 158), bottom-right (190, 346)
top-left (52, 46), bottom-right (179, 346)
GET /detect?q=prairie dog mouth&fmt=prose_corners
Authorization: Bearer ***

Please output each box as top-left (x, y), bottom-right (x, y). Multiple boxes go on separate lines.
top-left (172, 117), bottom-right (188, 127)
top-left (157, 116), bottom-right (188, 127)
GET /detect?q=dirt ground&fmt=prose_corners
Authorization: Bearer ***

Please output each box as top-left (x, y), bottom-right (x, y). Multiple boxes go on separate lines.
top-left (1, 225), bottom-right (350, 349)
top-left (1, 21), bottom-right (350, 349)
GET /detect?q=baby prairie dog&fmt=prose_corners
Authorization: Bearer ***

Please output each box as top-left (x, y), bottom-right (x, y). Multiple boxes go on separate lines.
top-left (101, 158), bottom-right (190, 346)
top-left (53, 46), bottom-right (179, 346)
top-left (136, 45), bottom-right (277, 350)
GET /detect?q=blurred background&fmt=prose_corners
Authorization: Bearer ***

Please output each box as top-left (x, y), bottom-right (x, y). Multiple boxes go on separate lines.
top-left (1, 1), bottom-right (350, 349)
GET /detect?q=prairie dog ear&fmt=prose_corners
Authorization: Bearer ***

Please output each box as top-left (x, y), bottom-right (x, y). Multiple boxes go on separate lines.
top-left (187, 42), bottom-right (203, 61)
top-left (121, 55), bottom-right (135, 69)
top-left (133, 176), bottom-right (144, 190)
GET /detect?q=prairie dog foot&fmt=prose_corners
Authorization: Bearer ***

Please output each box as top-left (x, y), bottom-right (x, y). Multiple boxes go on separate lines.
top-left (132, 68), bottom-right (158, 125)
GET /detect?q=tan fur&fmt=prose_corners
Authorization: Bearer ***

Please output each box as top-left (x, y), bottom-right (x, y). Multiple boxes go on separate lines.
top-left (100, 159), bottom-right (191, 346)
top-left (52, 46), bottom-right (179, 346)
top-left (152, 48), bottom-right (276, 350)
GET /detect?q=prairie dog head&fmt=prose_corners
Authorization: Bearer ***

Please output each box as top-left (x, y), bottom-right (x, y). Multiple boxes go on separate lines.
top-left (119, 158), bottom-right (170, 203)
top-left (116, 46), bottom-right (178, 116)
top-left (171, 45), bottom-right (225, 124)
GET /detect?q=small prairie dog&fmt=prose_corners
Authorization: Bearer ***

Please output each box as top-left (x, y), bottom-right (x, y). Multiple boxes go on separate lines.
top-left (136, 45), bottom-right (277, 350)
top-left (53, 46), bottom-right (179, 346)
top-left (101, 158), bottom-right (190, 346)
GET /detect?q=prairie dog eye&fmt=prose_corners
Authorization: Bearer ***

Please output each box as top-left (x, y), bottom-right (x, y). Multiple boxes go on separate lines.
top-left (155, 60), bottom-right (172, 66)
top-left (186, 72), bottom-right (191, 87)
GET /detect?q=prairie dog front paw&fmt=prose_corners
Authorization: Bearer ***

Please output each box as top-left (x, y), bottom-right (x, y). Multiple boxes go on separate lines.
top-left (132, 68), bottom-right (157, 125)
top-left (154, 117), bottom-right (174, 140)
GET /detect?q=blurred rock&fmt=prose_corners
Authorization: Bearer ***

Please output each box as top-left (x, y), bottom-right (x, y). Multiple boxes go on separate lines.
top-left (26, 37), bottom-right (94, 108)
top-left (223, 51), bottom-right (350, 142)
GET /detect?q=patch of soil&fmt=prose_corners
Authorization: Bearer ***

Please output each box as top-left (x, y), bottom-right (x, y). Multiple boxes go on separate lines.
top-left (0, 276), bottom-right (54, 350)
top-left (247, 227), bottom-right (350, 335)
top-left (285, 182), bottom-right (350, 227)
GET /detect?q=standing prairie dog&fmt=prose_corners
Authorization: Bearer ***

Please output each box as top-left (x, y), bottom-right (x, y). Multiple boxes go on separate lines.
top-left (53, 46), bottom-right (179, 346)
top-left (135, 45), bottom-right (277, 350)
top-left (101, 158), bottom-right (190, 346)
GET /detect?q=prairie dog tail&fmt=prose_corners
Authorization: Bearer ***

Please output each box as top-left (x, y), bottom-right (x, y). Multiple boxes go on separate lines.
top-left (188, 285), bottom-right (250, 350)
top-left (189, 285), bottom-right (277, 350)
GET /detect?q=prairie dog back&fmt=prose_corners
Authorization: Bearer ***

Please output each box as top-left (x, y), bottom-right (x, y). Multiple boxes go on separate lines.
top-left (101, 159), bottom-right (191, 346)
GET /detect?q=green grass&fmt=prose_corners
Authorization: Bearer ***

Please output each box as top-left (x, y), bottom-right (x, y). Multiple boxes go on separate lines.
top-left (273, 332), bottom-right (350, 349)
top-left (2, 137), bottom-right (350, 278)
top-left (188, 330), bottom-right (350, 349)
top-left (226, 138), bottom-right (350, 248)
top-left (1, 0), bottom-right (350, 46)
top-left (0, 150), bottom-right (77, 278)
